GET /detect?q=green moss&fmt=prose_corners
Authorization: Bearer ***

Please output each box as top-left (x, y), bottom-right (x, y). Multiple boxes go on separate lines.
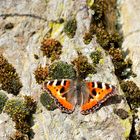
top-left (108, 48), bottom-right (133, 79)
top-left (83, 32), bottom-right (93, 44)
top-left (40, 38), bottom-right (62, 61)
top-left (109, 32), bottom-right (123, 48)
top-left (113, 61), bottom-right (128, 78)
top-left (93, 26), bottom-right (122, 50)
top-left (0, 91), bottom-right (8, 113)
top-left (109, 47), bottom-right (125, 78)
top-left (120, 81), bottom-right (140, 109)
top-left (90, 49), bottom-right (102, 65)
top-left (24, 95), bottom-right (37, 114)
top-left (72, 53), bottom-right (96, 79)
top-left (0, 55), bottom-right (22, 95)
top-left (109, 47), bottom-right (123, 61)
top-left (64, 18), bottom-right (77, 38)
top-left (89, 23), bottom-right (110, 50)
top-left (34, 65), bottom-right (49, 84)
top-left (40, 92), bottom-right (57, 110)
top-left (88, 0), bottom-right (122, 50)
top-left (4, 99), bottom-right (30, 133)
top-left (49, 61), bottom-right (76, 79)
top-left (4, 96), bottom-right (36, 137)
top-left (91, 0), bottom-right (105, 21)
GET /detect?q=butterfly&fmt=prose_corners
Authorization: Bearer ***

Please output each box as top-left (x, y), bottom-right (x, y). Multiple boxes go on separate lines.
top-left (43, 79), bottom-right (115, 115)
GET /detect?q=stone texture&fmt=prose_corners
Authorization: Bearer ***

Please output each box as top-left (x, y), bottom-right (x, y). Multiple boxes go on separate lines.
top-left (0, 113), bottom-right (16, 140)
top-left (118, 0), bottom-right (140, 138)
top-left (0, 0), bottom-right (138, 140)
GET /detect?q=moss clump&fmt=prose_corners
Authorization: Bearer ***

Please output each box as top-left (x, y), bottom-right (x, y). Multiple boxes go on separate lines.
top-left (10, 130), bottom-right (28, 140)
top-left (90, 49), bottom-right (102, 65)
top-left (120, 81), bottom-right (140, 109)
top-left (40, 92), bottom-right (57, 110)
top-left (0, 91), bottom-right (8, 113)
top-left (83, 32), bottom-right (93, 44)
top-left (4, 99), bottom-right (30, 133)
top-left (34, 65), bottom-right (49, 84)
top-left (40, 38), bottom-right (62, 61)
top-left (109, 47), bottom-right (123, 61)
top-left (90, 0), bottom-right (105, 21)
top-left (88, 0), bottom-right (122, 50)
top-left (24, 95), bottom-right (37, 114)
top-left (4, 96), bottom-right (37, 138)
top-left (0, 55), bottom-right (22, 95)
top-left (90, 23), bottom-right (122, 50)
top-left (95, 25), bottom-right (110, 49)
top-left (64, 18), bottom-right (77, 38)
top-left (109, 48), bottom-right (133, 79)
top-left (49, 61), bottom-right (76, 79)
top-left (72, 53), bottom-right (96, 79)
top-left (109, 32), bottom-right (123, 48)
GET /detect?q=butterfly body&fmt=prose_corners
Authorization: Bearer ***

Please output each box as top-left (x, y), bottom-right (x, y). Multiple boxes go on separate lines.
top-left (43, 79), bottom-right (115, 115)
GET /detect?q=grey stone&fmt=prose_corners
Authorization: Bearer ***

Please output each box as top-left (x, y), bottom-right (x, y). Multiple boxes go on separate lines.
top-left (0, 0), bottom-right (136, 139)
top-left (118, 0), bottom-right (140, 138)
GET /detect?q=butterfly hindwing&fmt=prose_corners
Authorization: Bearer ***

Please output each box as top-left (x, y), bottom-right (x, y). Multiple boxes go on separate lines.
top-left (43, 79), bottom-right (76, 113)
top-left (81, 81), bottom-right (115, 115)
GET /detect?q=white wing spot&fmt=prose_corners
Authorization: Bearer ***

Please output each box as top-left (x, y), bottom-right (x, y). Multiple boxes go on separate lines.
top-left (61, 79), bottom-right (65, 86)
top-left (102, 83), bottom-right (106, 90)
top-left (109, 84), bottom-right (112, 89)
top-left (53, 79), bottom-right (57, 86)
top-left (94, 82), bottom-right (97, 88)
top-left (47, 81), bottom-right (50, 85)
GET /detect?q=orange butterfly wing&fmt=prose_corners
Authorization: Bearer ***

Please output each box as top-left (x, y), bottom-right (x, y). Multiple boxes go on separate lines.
top-left (81, 81), bottom-right (115, 115)
top-left (43, 79), bottom-right (76, 113)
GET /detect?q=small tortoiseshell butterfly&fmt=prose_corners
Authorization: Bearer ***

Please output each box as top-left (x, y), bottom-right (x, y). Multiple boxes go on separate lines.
top-left (43, 79), bottom-right (115, 115)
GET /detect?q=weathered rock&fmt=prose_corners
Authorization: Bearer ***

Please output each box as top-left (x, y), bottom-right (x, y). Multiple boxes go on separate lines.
top-left (118, 0), bottom-right (140, 138)
top-left (0, 0), bottom-right (136, 139)
top-left (0, 113), bottom-right (16, 140)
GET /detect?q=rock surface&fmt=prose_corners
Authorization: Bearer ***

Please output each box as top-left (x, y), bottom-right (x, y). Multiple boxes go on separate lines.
top-left (0, 0), bottom-right (139, 140)
top-left (0, 113), bottom-right (16, 140)
top-left (118, 0), bottom-right (140, 138)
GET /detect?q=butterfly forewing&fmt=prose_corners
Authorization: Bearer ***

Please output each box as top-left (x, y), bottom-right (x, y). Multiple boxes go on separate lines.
top-left (80, 81), bottom-right (115, 115)
top-left (43, 79), bottom-right (76, 113)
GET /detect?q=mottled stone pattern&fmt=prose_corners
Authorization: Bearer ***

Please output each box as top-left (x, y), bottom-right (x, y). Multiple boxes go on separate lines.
top-left (118, 0), bottom-right (140, 139)
top-left (0, 0), bottom-right (139, 140)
